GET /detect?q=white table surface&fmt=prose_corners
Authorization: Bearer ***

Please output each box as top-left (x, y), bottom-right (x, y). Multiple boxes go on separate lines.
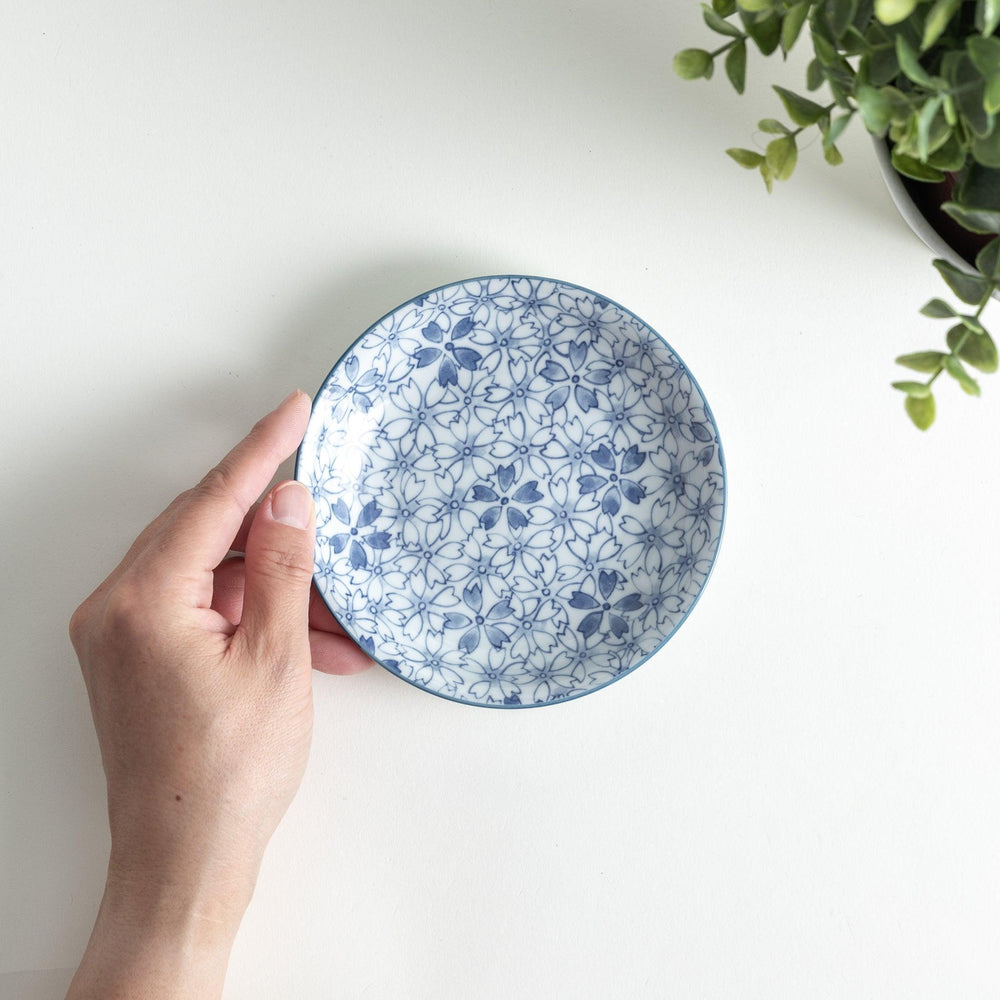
top-left (4, 2), bottom-right (1000, 997)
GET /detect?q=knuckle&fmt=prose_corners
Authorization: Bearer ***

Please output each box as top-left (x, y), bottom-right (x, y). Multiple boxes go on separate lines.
top-left (255, 543), bottom-right (315, 583)
top-left (196, 463), bottom-right (245, 515)
top-left (68, 600), bottom-right (92, 647)
top-left (173, 486), bottom-right (198, 508)
top-left (101, 579), bottom-right (149, 637)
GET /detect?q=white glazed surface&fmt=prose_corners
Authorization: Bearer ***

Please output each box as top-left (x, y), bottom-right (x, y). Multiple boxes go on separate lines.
top-left (299, 276), bottom-right (725, 706)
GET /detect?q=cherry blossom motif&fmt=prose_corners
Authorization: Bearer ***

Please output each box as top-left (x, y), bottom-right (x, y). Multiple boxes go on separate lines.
top-left (629, 552), bottom-right (685, 630)
top-left (412, 316), bottom-right (482, 388)
top-left (465, 647), bottom-right (523, 705)
top-left (566, 570), bottom-right (643, 639)
top-left (396, 632), bottom-right (466, 698)
top-left (328, 500), bottom-right (392, 571)
top-left (469, 463), bottom-right (543, 531)
top-left (518, 648), bottom-right (585, 704)
top-left (443, 583), bottom-right (516, 653)
top-left (540, 339), bottom-right (612, 413)
top-left (488, 413), bottom-right (556, 479)
top-left (577, 444), bottom-right (648, 517)
top-left (441, 536), bottom-right (515, 594)
top-left (554, 293), bottom-right (623, 344)
top-left (525, 477), bottom-right (599, 546)
top-left (300, 276), bottom-right (726, 707)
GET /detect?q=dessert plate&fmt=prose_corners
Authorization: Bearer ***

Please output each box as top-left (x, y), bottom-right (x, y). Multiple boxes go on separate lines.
top-left (297, 276), bottom-right (726, 707)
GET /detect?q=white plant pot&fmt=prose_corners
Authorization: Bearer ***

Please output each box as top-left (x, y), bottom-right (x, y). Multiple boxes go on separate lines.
top-left (871, 138), bottom-right (970, 273)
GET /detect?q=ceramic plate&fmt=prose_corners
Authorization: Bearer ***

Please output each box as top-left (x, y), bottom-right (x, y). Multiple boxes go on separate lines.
top-left (297, 276), bottom-right (726, 708)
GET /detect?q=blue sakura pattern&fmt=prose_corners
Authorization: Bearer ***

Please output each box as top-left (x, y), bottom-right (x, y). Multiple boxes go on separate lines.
top-left (297, 276), bottom-right (726, 708)
top-left (327, 499), bottom-right (392, 571)
top-left (469, 463), bottom-right (543, 531)
top-left (412, 316), bottom-right (482, 388)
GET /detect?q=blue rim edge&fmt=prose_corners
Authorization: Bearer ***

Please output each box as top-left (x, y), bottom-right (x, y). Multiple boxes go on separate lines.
top-left (294, 274), bottom-right (728, 710)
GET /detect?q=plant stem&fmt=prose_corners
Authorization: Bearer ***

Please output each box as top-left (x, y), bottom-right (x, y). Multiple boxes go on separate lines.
top-left (710, 38), bottom-right (744, 58)
top-left (927, 286), bottom-right (993, 386)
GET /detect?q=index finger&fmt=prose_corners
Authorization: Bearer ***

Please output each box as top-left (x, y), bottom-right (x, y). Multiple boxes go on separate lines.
top-left (156, 390), bottom-right (312, 587)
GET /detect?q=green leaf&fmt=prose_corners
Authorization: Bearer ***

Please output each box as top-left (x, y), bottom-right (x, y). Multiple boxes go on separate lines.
top-left (948, 324), bottom-right (1000, 371)
top-left (916, 96), bottom-right (944, 161)
top-left (827, 0), bottom-right (858, 39)
top-left (824, 143), bottom-right (844, 165)
top-left (927, 133), bottom-right (966, 171)
top-left (933, 259), bottom-right (991, 304)
top-left (975, 236), bottom-right (1000, 277)
top-left (876, 0), bottom-right (918, 26)
top-left (727, 147), bottom-right (766, 168)
top-left (950, 53), bottom-right (993, 136)
top-left (897, 350), bottom-right (947, 372)
top-left (985, 74), bottom-right (1000, 114)
top-left (782, 2), bottom-right (810, 51)
top-left (822, 112), bottom-right (853, 150)
top-left (806, 58), bottom-right (825, 91)
top-left (892, 380), bottom-right (933, 397)
top-left (978, 0), bottom-right (1000, 36)
top-left (702, 3), bottom-right (745, 37)
top-left (892, 148), bottom-right (946, 182)
top-left (866, 42), bottom-right (901, 86)
top-left (968, 34), bottom-right (1000, 73)
top-left (742, 10), bottom-right (782, 54)
top-left (725, 40), bottom-right (748, 93)
top-left (738, 0), bottom-right (772, 10)
top-left (758, 118), bottom-right (791, 134)
top-left (942, 201), bottom-right (1000, 233)
top-left (905, 392), bottom-right (936, 428)
top-left (812, 31), bottom-right (838, 65)
top-left (674, 49), bottom-right (714, 79)
top-left (972, 126), bottom-right (1000, 166)
top-left (773, 85), bottom-right (827, 126)
top-left (922, 0), bottom-right (962, 50)
top-left (766, 135), bottom-right (798, 180)
top-left (945, 355), bottom-right (982, 394)
top-left (714, 0), bottom-right (737, 13)
top-left (760, 160), bottom-right (775, 192)
top-left (920, 298), bottom-right (958, 318)
top-left (896, 35), bottom-right (938, 89)
top-left (967, 36), bottom-right (1000, 112)
top-left (943, 93), bottom-right (958, 126)
top-left (954, 162), bottom-right (1000, 211)
top-left (856, 85), bottom-right (894, 135)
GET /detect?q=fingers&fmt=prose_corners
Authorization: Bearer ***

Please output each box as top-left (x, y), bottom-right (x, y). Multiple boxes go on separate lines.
top-left (211, 556), bottom-right (246, 627)
top-left (230, 502), bottom-right (261, 554)
top-left (310, 630), bottom-right (376, 675)
top-left (156, 391), bottom-right (312, 588)
top-left (237, 480), bottom-right (316, 668)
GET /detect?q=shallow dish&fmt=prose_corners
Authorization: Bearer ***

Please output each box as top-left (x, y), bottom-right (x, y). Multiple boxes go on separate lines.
top-left (297, 276), bottom-right (726, 707)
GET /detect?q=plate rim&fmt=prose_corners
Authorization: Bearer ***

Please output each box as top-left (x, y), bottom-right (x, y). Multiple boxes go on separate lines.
top-left (295, 273), bottom-right (728, 709)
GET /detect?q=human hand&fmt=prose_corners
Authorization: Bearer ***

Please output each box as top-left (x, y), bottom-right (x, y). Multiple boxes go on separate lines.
top-left (66, 391), bottom-right (372, 999)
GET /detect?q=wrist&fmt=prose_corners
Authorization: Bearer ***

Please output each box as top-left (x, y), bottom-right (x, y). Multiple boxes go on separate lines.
top-left (65, 865), bottom-right (254, 1000)
top-left (102, 863), bottom-right (252, 946)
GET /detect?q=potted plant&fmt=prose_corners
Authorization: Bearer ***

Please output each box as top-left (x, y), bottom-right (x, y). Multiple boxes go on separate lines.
top-left (674, 0), bottom-right (1000, 429)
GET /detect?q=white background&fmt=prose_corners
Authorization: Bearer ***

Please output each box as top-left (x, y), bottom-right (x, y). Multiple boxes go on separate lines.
top-left (3, 2), bottom-right (1000, 997)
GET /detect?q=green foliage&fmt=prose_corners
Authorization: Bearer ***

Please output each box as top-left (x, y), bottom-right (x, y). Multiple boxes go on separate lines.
top-left (905, 392), bottom-right (936, 429)
top-left (896, 350), bottom-right (948, 372)
top-left (674, 48), bottom-right (714, 79)
top-left (726, 40), bottom-right (748, 92)
top-left (674, 0), bottom-right (1000, 429)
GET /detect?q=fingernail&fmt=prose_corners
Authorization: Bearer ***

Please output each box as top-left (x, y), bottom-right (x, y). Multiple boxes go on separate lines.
top-left (271, 482), bottom-right (313, 529)
top-left (279, 388), bottom-right (306, 408)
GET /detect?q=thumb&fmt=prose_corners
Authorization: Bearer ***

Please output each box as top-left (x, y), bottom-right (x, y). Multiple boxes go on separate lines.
top-left (239, 480), bottom-right (316, 662)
